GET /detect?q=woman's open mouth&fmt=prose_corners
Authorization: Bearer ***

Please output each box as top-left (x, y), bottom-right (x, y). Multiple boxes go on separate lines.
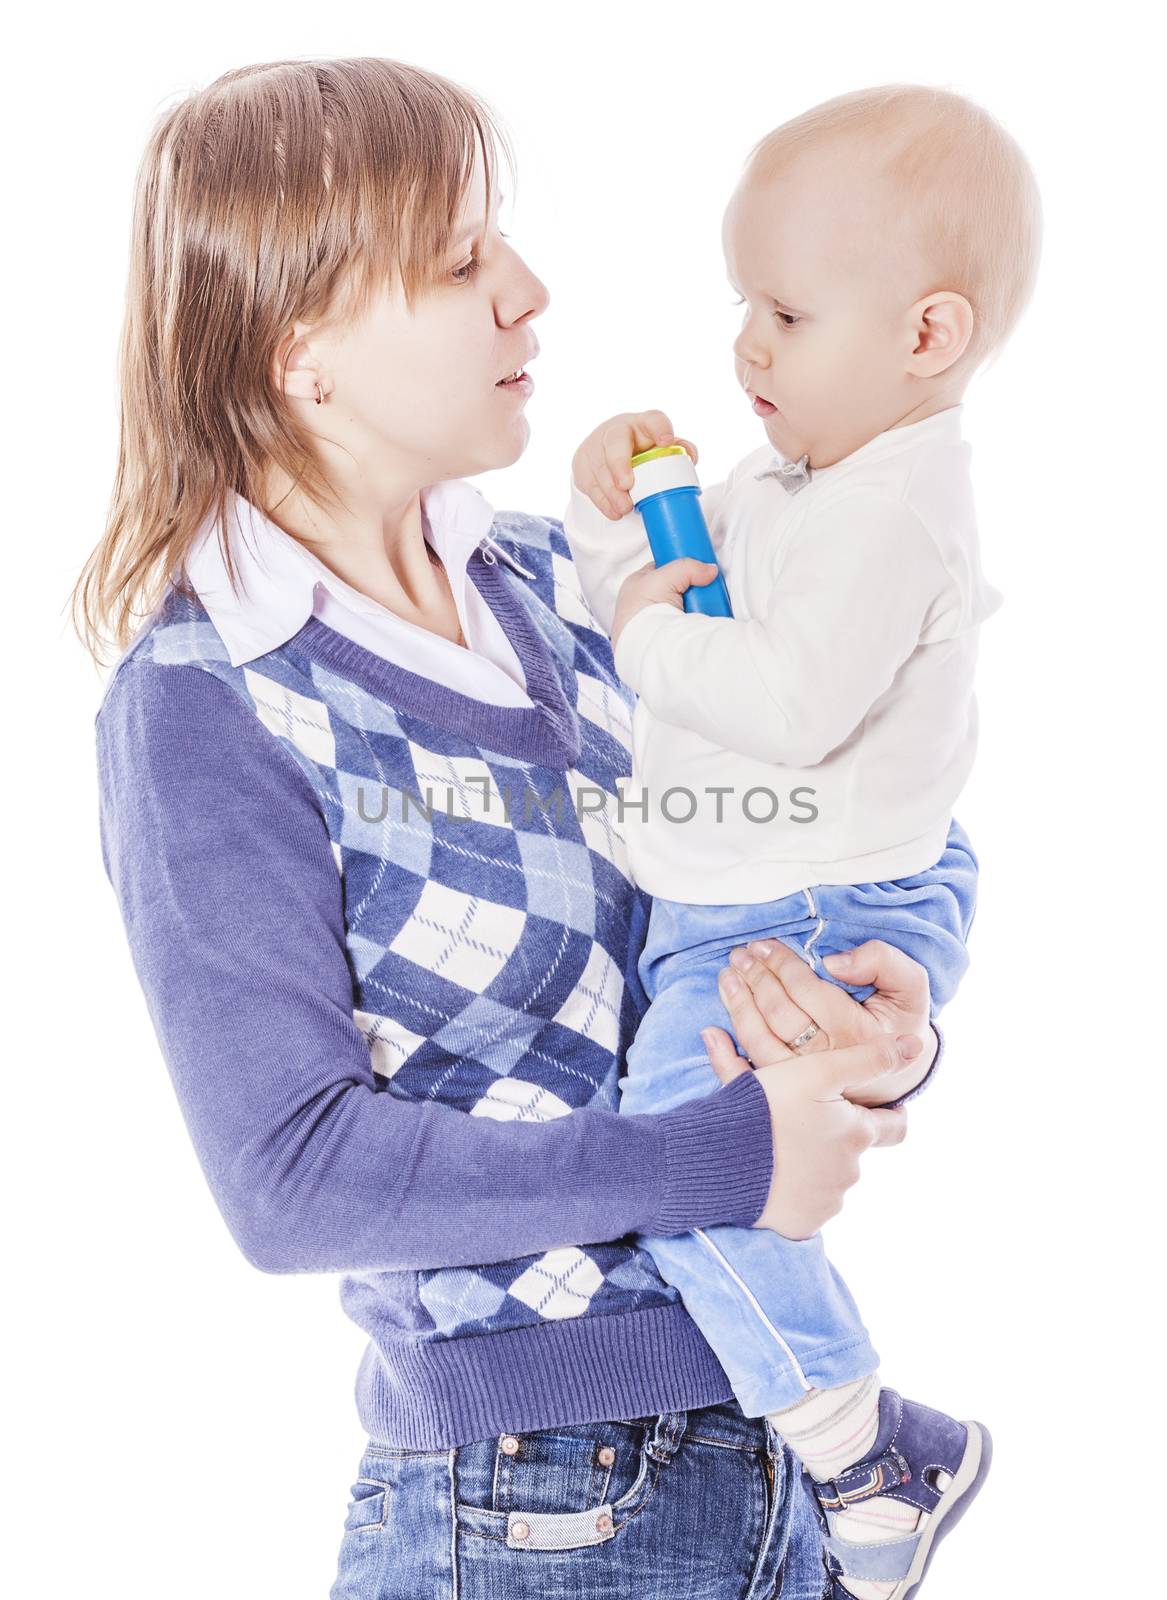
top-left (750, 394), bottom-right (777, 417)
top-left (496, 367), bottom-right (534, 396)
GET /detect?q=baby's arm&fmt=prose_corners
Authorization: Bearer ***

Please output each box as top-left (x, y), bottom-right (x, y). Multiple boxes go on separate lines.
top-left (564, 410), bottom-right (730, 635)
top-left (614, 490), bottom-right (952, 768)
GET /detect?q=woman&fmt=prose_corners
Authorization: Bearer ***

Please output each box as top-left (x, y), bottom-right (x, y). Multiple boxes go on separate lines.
top-left (73, 57), bottom-right (938, 1597)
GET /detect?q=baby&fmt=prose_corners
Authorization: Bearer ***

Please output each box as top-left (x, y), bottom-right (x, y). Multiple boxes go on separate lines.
top-left (563, 85), bottom-right (1041, 1600)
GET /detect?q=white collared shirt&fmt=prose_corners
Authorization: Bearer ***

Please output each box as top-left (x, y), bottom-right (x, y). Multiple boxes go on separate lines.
top-left (182, 478), bottom-right (533, 707)
top-left (564, 404), bottom-right (1003, 903)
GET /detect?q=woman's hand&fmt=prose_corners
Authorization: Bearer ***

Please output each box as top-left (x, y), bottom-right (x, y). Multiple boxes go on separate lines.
top-left (704, 1021), bottom-right (918, 1239)
top-left (571, 410), bottom-right (699, 521)
top-left (713, 938), bottom-right (936, 1107)
top-left (699, 939), bottom-right (937, 1239)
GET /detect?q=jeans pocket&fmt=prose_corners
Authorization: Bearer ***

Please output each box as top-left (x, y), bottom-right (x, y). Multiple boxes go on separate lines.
top-left (340, 1472), bottom-right (390, 1538)
top-left (453, 1415), bottom-right (661, 1551)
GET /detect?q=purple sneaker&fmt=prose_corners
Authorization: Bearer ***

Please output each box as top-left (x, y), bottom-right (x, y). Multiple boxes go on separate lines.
top-left (804, 1387), bottom-right (993, 1599)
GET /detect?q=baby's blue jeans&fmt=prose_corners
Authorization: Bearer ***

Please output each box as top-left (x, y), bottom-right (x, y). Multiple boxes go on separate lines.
top-left (619, 818), bottom-right (978, 1418)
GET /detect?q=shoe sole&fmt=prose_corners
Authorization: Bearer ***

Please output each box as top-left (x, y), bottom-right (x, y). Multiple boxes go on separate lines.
top-left (892, 1419), bottom-right (993, 1599)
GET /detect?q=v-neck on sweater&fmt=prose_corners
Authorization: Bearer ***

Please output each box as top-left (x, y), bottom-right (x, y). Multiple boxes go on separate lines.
top-left (182, 477), bottom-right (535, 705)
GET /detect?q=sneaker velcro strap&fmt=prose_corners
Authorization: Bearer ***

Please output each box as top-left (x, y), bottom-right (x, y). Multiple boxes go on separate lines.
top-left (823, 1528), bottom-right (919, 1584)
top-left (813, 1446), bottom-right (912, 1511)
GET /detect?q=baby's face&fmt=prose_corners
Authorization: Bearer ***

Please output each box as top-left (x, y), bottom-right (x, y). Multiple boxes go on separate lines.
top-left (722, 151), bottom-right (925, 468)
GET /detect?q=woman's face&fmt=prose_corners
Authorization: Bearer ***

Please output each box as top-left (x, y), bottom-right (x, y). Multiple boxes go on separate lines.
top-left (291, 146), bottom-right (549, 487)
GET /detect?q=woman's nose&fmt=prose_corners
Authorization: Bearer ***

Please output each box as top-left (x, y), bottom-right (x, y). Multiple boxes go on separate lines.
top-left (505, 252), bottom-right (550, 323)
top-left (527, 270), bottom-right (550, 319)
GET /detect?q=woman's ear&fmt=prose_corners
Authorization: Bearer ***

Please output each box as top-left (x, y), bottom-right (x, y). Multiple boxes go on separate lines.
top-left (269, 320), bottom-right (330, 405)
top-left (905, 290), bottom-right (974, 378)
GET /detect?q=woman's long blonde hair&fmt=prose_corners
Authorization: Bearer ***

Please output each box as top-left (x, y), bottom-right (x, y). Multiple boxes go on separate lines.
top-left (70, 57), bottom-right (513, 670)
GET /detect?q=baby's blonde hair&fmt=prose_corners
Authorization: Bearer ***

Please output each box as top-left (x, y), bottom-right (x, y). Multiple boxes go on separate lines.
top-left (746, 83), bottom-right (1042, 375)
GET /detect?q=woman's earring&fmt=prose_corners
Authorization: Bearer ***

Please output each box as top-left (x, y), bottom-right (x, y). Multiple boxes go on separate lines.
top-left (314, 382), bottom-right (324, 405)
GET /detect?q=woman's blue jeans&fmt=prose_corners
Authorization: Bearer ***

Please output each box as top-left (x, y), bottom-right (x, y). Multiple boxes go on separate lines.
top-left (330, 1398), bottom-right (830, 1597)
top-left (620, 818), bottom-right (979, 1416)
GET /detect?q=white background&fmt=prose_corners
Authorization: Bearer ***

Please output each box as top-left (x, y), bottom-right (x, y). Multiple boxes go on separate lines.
top-left (7, 3), bottom-right (1163, 1595)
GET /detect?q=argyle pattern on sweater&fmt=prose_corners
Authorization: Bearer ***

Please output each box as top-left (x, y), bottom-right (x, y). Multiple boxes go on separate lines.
top-left (137, 510), bottom-right (684, 1340)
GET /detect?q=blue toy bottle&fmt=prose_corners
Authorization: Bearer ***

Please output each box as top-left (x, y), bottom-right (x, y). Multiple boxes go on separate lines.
top-left (629, 444), bottom-right (733, 616)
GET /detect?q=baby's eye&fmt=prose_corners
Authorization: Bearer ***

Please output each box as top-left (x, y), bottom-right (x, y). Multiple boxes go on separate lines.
top-left (731, 293), bottom-right (798, 328)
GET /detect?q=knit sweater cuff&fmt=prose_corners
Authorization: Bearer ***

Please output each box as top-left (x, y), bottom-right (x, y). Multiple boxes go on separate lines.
top-left (647, 1069), bottom-right (772, 1235)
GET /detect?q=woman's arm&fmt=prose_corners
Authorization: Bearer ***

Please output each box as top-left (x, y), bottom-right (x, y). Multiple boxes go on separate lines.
top-left (95, 660), bottom-right (775, 1275)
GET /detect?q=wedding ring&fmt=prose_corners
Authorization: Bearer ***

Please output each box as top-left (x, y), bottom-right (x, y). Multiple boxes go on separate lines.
top-left (789, 1021), bottom-right (820, 1049)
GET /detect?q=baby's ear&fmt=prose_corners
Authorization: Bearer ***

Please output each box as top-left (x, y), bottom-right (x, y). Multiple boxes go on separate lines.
top-left (906, 291), bottom-right (974, 377)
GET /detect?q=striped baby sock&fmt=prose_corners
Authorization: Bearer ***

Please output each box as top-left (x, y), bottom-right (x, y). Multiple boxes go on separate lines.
top-left (767, 1373), bottom-right (944, 1600)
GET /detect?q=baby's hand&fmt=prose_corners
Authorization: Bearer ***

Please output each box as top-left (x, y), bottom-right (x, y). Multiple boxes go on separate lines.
top-left (612, 557), bottom-right (718, 648)
top-left (571, 410), bottom-right (699, 521)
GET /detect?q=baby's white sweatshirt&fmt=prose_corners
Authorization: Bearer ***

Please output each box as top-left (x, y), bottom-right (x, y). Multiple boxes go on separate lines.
top-left (562, 404), bottom-right (1002, 905)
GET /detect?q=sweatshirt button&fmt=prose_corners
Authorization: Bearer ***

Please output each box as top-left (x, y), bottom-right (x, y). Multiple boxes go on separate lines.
top-left (511, 1518), bottom-right (530, 1540)
top-left (597, 1445), bottom-right (616, 1465)
top-left (500, 1434), bottom-right (520, 1455)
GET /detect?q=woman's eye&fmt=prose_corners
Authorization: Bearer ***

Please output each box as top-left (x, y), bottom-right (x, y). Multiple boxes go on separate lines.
top-left (731, 294), bottom-right (746, 306)
top-left (452, 228), bottom-right (510, 282)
